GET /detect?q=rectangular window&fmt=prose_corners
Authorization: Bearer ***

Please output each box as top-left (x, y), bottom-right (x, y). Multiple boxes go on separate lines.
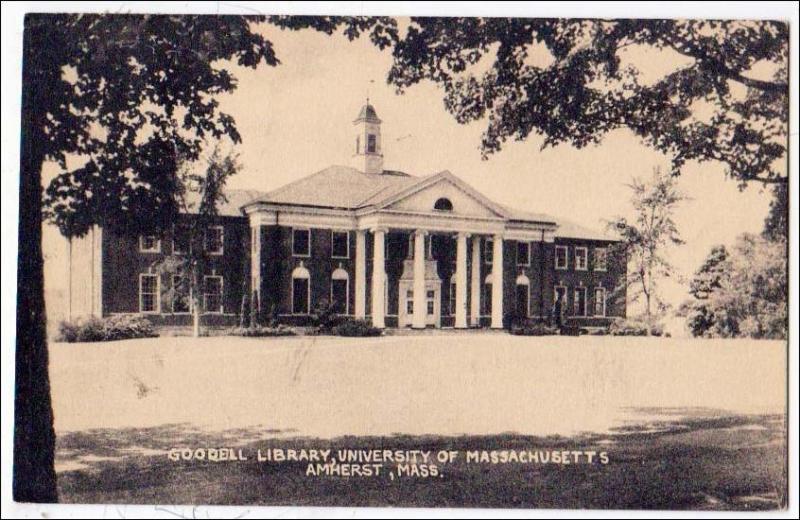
top-left (139, 235), bottom-right (161, 253)
top-left (292, 277), bottom-right (309, 314)
top-left (139, 274), bottom-right (159, 313)
top-left (484, 239), bottom-right (494, 264)
top-left (449, 282), bottom-right (457, 316)
top-left (555, 245), bottom-right (568, 270)
top-left (205, 225), bottom-right (224, 255)
top-left (517, 242), bottom-right (530, 266)
top-left (554, 285), bottom-right (567, 304)
top-left (292, 228), bottom-right (311, 257)
top-left (331, 230), bottom-right (349, 259)
top-left (594, 247), bottom-right (608, 271)
top-left (203, 275), bottom-right (223, 314)
top-left (594, 287), bottom-right (606, 317)
top-left (574, 287), bottom-right (587, 317)
top-left (171, 275), bottom-right (191, 313)
top-left (331, 278), bottom-right (348, 314)
top-left (575, 247), bottom-right (588, 271)
top-left (483, 282), bottom-right (493, 315)
top-left (367, 134), bottom-right (376, 153)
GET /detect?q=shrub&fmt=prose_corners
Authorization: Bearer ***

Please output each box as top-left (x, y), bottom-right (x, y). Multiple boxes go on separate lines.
top-left (510, 322), bottom-right (559, 336)
top-left (608, 318), bottom-right (663, 337)
top-left (229, 325), bottom-right (296, 337)
top-left (332, 319), bottom-right (383, 337)
top-left (310, 300), bottom-right (346, 331)
top-left (56, 315), bottom-right (157, 342)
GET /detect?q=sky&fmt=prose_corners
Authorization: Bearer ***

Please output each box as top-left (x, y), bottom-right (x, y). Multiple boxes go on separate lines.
top-left (40, 18), bottom-right (779, 315)
top-left (213, 22), bottom-right (776, 310)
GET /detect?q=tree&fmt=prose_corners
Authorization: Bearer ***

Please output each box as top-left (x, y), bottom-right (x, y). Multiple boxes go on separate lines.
top-left (763, 182), bottom-right (788, 242)
top-left (18, 14), bottom-right (395, 501)
top-left (609, 167), bottom-right (686, 335)
top-left (685, 245), bottom-right (731, 337)
top-left (158, 147), bottom-right (240, 338)
top-left (17, 14), bottom-right (278, 502)
top-left (379, 19), bottom-right (788, 188)
top-left (686, 235), bottom-right (786, 339)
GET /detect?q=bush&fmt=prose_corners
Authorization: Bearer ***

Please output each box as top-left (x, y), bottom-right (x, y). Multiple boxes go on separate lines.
top-left (310, 300), bottom-right (346, 331)
top-left (331, 319), bottom-right (383, 337)
top-left (608, 318), bottom-right (663, 337)
top-left (229, 325), bottom-right (296, 337)
top-left (56, 315), bottom-right (157, 342)
top-left (510, 322), bottom-right (559, 336)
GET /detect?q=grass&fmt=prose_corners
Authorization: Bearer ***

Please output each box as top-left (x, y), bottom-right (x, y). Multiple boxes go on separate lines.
top-left (56, 412), bottom-right (785, 509)
top-left (49, 334), bottom-right (787, 509)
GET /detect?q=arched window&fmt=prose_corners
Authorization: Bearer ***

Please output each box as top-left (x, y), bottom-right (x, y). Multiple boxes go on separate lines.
top-left (291, 266), bottom-right (310, 314)
top-left (434, 198), bottom-right (453, 211)
top-left (515, 274), bottom-right (530, 318)
top-left (331, 268), bottom-right (349, 314)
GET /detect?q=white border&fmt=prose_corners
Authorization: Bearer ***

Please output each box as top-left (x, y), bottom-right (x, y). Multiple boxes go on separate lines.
top-left (2, 2), bottom-right (798, 519)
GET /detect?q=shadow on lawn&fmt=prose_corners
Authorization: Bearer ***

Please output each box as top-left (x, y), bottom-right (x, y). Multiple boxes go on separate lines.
top-left (56, 409), bottom-right (786, 510)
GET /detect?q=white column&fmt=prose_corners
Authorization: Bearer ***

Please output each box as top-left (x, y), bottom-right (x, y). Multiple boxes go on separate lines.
top-left (412, 229), bottom-right (427, 329)
top-left (470, 235), bottom-right (481, 326)
top-left (250, 224), bottom-right (261, 296)
top-left (491, 234), bottom-right (504, 329)
top-left (455, 232), bottom-right (469, 328)
top-left (371, 228), bottom-right (386, 328)
top-left (355, 230), bottom-right (366, 319)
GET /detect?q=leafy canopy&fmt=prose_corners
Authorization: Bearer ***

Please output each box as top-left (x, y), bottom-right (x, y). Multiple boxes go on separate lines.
top-left (383, 18), bottom-right (788, 187)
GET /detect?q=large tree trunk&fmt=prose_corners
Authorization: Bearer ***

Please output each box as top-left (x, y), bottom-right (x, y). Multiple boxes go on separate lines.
top-left (14, 29), bottom-right (58, 500)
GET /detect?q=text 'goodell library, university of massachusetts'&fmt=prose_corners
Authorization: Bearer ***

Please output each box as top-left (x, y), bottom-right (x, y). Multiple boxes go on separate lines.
top-left (66, 102), bottom-right (627, 330)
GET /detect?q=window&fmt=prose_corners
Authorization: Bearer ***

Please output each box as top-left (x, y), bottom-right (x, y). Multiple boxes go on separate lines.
top-left (575, 247), bottom-right (588, 271)
top-left (139, 274), bottom-right (159, 313)
top-left (574, 287), bottom-right (587, 317)
top-left (427, 290), bottom-right (435, 315)
top-left (205, 226), bottom-right (224, 255)
top-left (517, 242), bottom-right (530, 266)
top-left (331, 268), bottom-right (349, 314)
top-left (484, 238), bottom-right (494, 264)
top-left (292, 228), bottom-right (310, 257)
top-left (367, 134), bottom-right (376, 153)
top-left (139, 235), bottom-right (161, 253)
top-left (204, 275), bottom-right (223, 314)
top-left (406, 290), bottom-right (414, 314)
top-left (594, 247), bottom-right (608, 271)
top-left (515, 274), bottom-right (530, 318)
top-left (594, 287), bottom-right (606, 317)
top-left (171, 275), bottom-right (191, 313)
top-left (331, 231), bottom-right (349, 259)
top-left (172, 225), bottom-right (189, 255)
top-left (291, 266), bottom-right (310, 314)
top-left (355, 135), bottom-right (360, 154)
top-left (555, 245), bottom-right (568, 270)
top-left (434, 198), bottom-right (453, 211)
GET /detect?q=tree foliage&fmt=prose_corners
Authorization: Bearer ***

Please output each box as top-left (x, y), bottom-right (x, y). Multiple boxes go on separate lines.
top-left (381, 18), bottom-right (788, 187)
top-left (608, 167), bottom-right (686, 333)
top-left (157, 146), bottom-right (240, 337)
top-left (686, 235), bottom-right (787, 339)
top-left (35, 14), bottom-right (278, 238)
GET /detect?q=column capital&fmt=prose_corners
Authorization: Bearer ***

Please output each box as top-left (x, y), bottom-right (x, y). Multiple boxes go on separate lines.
top-left (370, 226), bottom-right (388, 234)
top-left (413, 228), bottom-right (429, 237)
top-left (457, 231), bottom-right (472, 239)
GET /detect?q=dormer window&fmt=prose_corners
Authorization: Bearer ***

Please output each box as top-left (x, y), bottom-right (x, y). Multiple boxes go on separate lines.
top-left (355, 135), bottom-right (360, 154)
top-left (367, 134), bottom-right (376, 153)
top-left (434, 198), bottom-right (453, 211)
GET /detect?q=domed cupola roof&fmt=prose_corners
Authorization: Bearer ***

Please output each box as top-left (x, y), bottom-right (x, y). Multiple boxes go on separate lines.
top-left (355, 101), bottom-right (381, 123)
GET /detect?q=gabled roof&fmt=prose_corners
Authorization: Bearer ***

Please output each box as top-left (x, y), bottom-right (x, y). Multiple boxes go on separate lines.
top-left (241, 165), bottom-right (616, 241)
top-left (251, 165), bottom-right (422, 210)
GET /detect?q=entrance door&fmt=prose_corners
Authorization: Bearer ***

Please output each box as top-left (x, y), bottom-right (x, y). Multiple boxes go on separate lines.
top-left (398, 281), bottom-right (441, 327)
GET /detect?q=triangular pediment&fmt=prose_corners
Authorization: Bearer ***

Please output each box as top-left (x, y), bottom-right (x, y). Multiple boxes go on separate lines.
top-left (375, 171), bottom-right (507, 218)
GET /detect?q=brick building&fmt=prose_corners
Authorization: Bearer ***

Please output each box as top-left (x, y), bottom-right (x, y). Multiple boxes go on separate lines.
top-left (66, 102), bottom-right (626, 330)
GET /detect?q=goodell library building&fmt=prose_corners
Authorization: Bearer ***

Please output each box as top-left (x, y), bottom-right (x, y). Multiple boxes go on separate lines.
top-left (66, 103), bottom-right (626, 330)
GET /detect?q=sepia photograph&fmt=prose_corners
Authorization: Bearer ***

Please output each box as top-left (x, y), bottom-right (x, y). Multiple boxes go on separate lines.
top-left (2, 2), bottom-right (796, 517)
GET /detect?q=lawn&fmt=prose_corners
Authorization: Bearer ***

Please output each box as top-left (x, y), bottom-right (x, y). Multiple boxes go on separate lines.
top-left (50, 334), bottom-right (787, 509)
